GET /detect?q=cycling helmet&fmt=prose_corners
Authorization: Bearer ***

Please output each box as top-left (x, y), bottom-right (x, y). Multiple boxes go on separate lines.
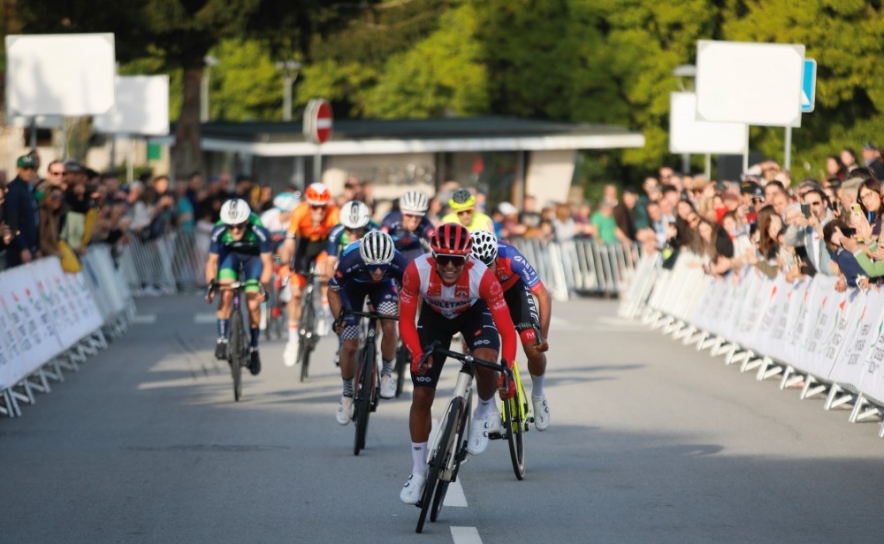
top-left (304, 182), bottom-right (331, 205)
top-left (400, 190), bottom-right (429, 215)
top-left (340, 200), bottom-right (371, 229)
top-left (273, 192), bottom-right (300, 212)
top-left (430, 222), bottom-right (472, 256)
top-left (448, 188), bottom-right (476, 212)
top-left (470, 230), bottom-right (498, 266)
top-left (220, 198), bottom-right (251, 225)
top-left (359, 231), bottom-right (395, 266)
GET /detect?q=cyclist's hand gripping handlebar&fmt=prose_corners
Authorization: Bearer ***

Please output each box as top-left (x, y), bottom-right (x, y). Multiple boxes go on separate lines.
top-left (533, 323), bottom-right (549, 353)
top-left (497, 361), bottom-right (516, 400)
top-left (413, 341), bottom-right (440, 375)
top-left (205, 280), bottom-right (217, 304)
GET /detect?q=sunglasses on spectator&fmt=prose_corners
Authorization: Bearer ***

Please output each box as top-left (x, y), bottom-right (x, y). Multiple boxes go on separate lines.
top-left (435, 254), bottom-right (466, 267)
top-left (230, 222), bottom-right (248, 231)
top-left (49, 170), bottom-right (64, 176)
top-left (807, 201), bottom-right (823, 207)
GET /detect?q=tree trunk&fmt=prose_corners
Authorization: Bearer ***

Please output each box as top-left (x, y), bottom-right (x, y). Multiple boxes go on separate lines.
top-left (173, 67), bottom-right (204, 179)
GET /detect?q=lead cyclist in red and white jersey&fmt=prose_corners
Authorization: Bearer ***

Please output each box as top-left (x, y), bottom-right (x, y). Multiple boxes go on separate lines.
top-left (397, 222), bottom-right (517, 505)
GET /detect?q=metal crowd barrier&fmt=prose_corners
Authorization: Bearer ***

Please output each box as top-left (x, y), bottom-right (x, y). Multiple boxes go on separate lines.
top-left (119, 225), bottom-right (211, 294)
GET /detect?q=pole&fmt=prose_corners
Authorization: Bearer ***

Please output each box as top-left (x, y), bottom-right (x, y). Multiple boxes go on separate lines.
top-left (200, 67), bottom-right (210, 122)
top-left (127, 137), bottom-right (135, 183)
top-left (314, 147), bottom-right (322, 185)
top-left (704, 154), bottom-right (711, 179)
top-left (784, 126), bottom-right (792, 171)
top-left (681, 153), bottom-right (690, 175)
top-left (109, 134), bottom-right (117, 174)
top-left (29, 117), bottom-right (37, 150)
top-left (743, 129), bottom-right (750, 175)
top-left (282, 76), bottom-right (293, 121)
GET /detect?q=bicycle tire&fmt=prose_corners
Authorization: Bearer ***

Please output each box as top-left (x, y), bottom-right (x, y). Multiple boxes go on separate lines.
top-left (353, 344), bottom-right (374, 455)
top-left (504, 387), bottom-right (527, 480)
top-left (430, 397), bottom-right (464, 523)
top-left (299, 288), bottom-right (314, 382)
top-left (395, 343), bottom-right (409, 398)
top-left (229, 309), bottom-right (244, 402)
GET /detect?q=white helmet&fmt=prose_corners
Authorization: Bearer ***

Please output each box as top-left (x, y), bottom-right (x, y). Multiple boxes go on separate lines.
top-left (359, 231), bottom-right (395, 266)
top-left (220, 198), bottom-right (251, 225)
top-left (340, 200), bottom-right (371, 229)
top-left (470, 230), bottom-right (498, 266)
top-left (273, 192), bottom-right (300, 212)
top-left (400, 191), bottom-right (429, 215)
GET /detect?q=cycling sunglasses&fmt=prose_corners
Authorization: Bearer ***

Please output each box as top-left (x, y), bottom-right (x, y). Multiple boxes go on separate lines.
top-left (368, 264), bottom-right (390, 274)
top-left (230, 222), bottom-right (248, 231)
top-left (435, 254), bottom-right (466, 267)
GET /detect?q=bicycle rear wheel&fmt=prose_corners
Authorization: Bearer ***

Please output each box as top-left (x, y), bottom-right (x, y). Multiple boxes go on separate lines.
top-left (430, 397), bottom-right (464, 523)
top-left (229, 309), bottom-right (244, 402)
top-left (505, 386), bottom-right (527, 480)
top-left (353, 346), bottom-right (374, 456)
top-left (298, 291), bottom-right (314, 383)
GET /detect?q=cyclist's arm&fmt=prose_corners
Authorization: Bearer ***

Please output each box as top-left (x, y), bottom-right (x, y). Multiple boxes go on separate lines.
top-left (478, 270), bottom-right (517, 367)
top-left (328, 281), bottom-right (344, 321)
top-left (206, 226), bottom-right (224, 285)
top-left (205, 253), bottom-right (219, 286)
top-left (509, 249), bottom-right (550, 338)
top-left (398, 262), bottom-right (422, 360)
top-left (259, 252), bottom-right (273, 285)
top-left (533, 283), bottom-right (552, 340)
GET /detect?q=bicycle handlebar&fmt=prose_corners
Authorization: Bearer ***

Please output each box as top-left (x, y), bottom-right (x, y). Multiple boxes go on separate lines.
top-left (340, 310), bottom-right (399, 321)
top-left (417, 341), bottom-right (512, 379)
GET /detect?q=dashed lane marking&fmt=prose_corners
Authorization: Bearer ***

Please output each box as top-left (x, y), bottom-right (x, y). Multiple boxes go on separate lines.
top-left (451, 526), bottom-right (483, 544)
top-left (194, 313), bottom-right (216, 324)
top-left (430, 417), bottom-right (468, 508)
top-left (132, 314), bottom-right (157, 324)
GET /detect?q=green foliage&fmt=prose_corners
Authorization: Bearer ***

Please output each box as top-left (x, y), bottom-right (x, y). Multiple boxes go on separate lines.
top-left (210, 39), bottom-right (281, 121)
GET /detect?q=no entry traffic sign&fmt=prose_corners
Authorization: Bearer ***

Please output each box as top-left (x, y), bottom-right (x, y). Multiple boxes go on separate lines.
top-left (304, 98), bottom-right (333, 145)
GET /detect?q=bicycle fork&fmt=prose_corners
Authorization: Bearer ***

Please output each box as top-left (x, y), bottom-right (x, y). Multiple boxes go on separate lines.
top-left (435, 369), bottom-right (473, 482)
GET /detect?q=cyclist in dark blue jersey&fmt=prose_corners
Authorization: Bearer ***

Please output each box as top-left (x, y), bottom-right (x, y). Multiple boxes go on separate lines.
top-left (205, 199), bottom-right (273, 375)
top-left (328, 231), bottom-right (407, 424)
top-left (381, 190), bottom-right (435, 263)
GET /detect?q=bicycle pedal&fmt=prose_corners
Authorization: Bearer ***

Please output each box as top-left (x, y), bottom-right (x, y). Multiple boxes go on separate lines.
top-left (487, 431), bottom-right (503, 440)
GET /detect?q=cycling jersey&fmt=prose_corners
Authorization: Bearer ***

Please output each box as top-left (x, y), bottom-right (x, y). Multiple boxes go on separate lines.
top-left (326, 220), bottom-right (380, 258)
top-left (399, 254), bottom-right (517, 364)
top-left (286, 202), bottom-right (340, 241)
top-left (260, 208), bottom-right (289, 238)
top-left (494, 241), bottom-right (544, 294)
top-left (209, 214), bottom-right (272, 256)
top-left (329, 241), bottom-right (407, 290)
top-left (380, 211), bottom-right (435, 257)
top-left (440, 211), bottom-right (494, 232)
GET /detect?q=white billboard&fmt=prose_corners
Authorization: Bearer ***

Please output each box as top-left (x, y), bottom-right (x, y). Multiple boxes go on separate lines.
top-left (5, 33), bottom-right (116, 116)
top-left (669, 92), bottom-right (747, 154)
top-left (695, 40), bottom-right (805, 128)
top-left (93, 75), bottom-right (170, 136)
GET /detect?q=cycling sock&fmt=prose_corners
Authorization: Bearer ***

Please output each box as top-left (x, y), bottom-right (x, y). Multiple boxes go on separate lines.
top-left (288, 322), bottom-right (299, 342)
top-left (343, 377), bottom-right (354, 397)
top-left (382, 358), bottom-right (393, 377)
top-left (217, 319), bottom-right (229, 340)
top-left (250, 327), bottom-right (260, 349)
top-left (530, 373), bottom-right (545, 398)
top-left (474, 398), bottom-right (494, 420)
top-left (411, 442), bottom-right (428, 478)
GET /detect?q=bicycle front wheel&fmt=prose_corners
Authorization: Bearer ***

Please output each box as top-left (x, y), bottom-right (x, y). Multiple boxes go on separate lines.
top-left (353, 348), bottom-right (374, 456)
top-left (430, 396), bottom-right (465, 523)
top-left (505, 386), bottom-right (527, 480)
top-left (229, 309), bottom-right (244, 402)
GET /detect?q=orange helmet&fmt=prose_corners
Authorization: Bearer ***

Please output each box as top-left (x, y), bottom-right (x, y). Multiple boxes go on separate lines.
top-left (304, 183), bottom-right (332, 206)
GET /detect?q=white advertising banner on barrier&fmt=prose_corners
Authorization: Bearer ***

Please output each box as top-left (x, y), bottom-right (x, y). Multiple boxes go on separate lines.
top-left (830, 290), bottom-right (884, 391)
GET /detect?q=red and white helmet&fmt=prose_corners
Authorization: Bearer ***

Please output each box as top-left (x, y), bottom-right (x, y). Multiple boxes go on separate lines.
top-left (304, 183), bottom-right (331, 206)
top-left (430, 222), bottom-right (472, 256)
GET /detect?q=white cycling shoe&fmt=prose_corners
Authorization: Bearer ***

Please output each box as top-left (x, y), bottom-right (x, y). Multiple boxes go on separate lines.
top-left (400, 473), bottom-right (426, 505)
top-left (336, 396), bottom-right (354, 426)
top-left (532, 395), bottom-right (550, 431)
top-left (466, 413), bottom-right (501, 455)
top-left (380, 375), bottom-right (396, 399)
top-left (283, 338), bottom-right (299, 367)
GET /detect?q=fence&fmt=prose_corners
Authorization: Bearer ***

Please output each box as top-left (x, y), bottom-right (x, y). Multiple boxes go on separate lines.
top-left (619, 252), bottom-right (884, 439)
top-left (0, 244), bottom-right (135, 417)
top-left (119, 226), bottom-right (642, 301)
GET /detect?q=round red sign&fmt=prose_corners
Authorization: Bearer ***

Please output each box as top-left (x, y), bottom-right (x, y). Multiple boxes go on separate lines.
top-left (311, 100), bottom-right (333, 144)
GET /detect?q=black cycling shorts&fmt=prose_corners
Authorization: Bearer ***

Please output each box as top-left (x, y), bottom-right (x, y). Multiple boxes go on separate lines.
top-left (504, 279), bottom-right (540, 333)
top-left (293, 238), bottom-right (327, 275)
top-left (412, 300), bottom-right (501, 390)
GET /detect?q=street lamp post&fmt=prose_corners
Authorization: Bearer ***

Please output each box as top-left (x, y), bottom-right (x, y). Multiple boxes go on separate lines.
top-left (201, 55), bottom-right (219, 122)
top-left (672, 64), bottom-right (700, 176)
top-left (276, 60), bottom-right (302, 122)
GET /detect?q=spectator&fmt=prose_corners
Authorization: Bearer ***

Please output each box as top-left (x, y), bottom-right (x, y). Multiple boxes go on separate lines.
top-left (841, 148), bottom-right (859, 173)
top-left (552, 203), bottom-right (578, 242)
top-left (38, 184), bottom-right (65, 260)
top-left (258, 185), bottom-right (274, 212)
top-left (45, 160), bottom-right (66, 188)
top-left (2, 154), bottom-right (41, 267)
top-left (234, 174), bottom-right (253, 203)
top-left (659, 185), bottom-right (679, 224)
top-left (824, 219), bottom-right (866, 289)
top-left (535, 219), bottom-right (556, 243)
top-left (722, 210), bottom-right (753, 261)
top-left (840, 177), bottom-right (863, 215)
top-left (602, 184), bottom-right (619, 207)
top-left (764, 180), bottom-right (786, 204)
top-left (591, 200), bottom-right (626, 245)
top-left (857, 178), bottom-right (884, 235)
top-left (519, 195), bottom-right (542, 229)
top-left (783, 189), bottom-right (833, 276)
top-left (862, 143), bottom-right (884, 180)
top-left (495, 201), bottom-right (520, 239)
top-left (826, 155), bottom-right (847, 182)
top-left (426, 197), bottom-right (443, 226)
top-left (752, 205), bottom-right (785, 278)
top-left (60, 172), bottom-right (99, 257)
top-left (636, 201), bottom-right (664, 254)
top-left (186, 171), bottom-right (203, 211)
top-left (175, 179), bottom-right (195, 230)
top-left (613, 186), bottom-right (639, 241)
top-left (0, 181), bottom-right (14, 253)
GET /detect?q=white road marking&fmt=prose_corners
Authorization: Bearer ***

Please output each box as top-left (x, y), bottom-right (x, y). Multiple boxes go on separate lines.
top-left (132, 314), bottom-right (157, 324)
top-left (429, 417), bottom-right (468, 508)
top-left (194, 313), bottom-right (216, 324)
top-left (451, 526), bottom-right (483, 544)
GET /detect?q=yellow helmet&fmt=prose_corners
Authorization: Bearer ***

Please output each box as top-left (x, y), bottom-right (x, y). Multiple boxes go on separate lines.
top-left (448, 188), bottom-right (476, 212)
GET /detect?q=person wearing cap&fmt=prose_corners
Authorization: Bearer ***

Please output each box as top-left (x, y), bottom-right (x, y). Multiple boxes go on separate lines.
top-left (441, 188), bottom-right (495, 232)
top-left (1, 154), bottom-right (41, 267)
top-left (862, 143), bottom-right (884, 180)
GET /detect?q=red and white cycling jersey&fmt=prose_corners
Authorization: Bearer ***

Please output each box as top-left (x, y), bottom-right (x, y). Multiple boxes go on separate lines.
top-left (399, 254), bottom-right (517, 364)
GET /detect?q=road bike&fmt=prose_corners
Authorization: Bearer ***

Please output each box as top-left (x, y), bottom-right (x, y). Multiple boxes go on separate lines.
top-left (211, 281), bottom-right (261, 402)
top-left (296, 262), bottom-right (320, 382)
top-left (489, 324), bottom-right (543, 480)
top-left (343, 309), bottom-right (398, 456)
top-left (413, 342), bottom-right (513, 533)
top-left (264, 255), bottom-right (287, 341)
top-left (394, 339), bottom-right (411, 398)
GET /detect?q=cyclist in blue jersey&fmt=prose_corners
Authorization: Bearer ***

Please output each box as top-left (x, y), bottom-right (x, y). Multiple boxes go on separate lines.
top-left (328, 231), bottom-right (407, 424)
top-left (381, 190), bottom-right (435, 263)
top-left (205, 199), bottom-right (273, 375)
top-left (470, 229), bottom-right (552, 430)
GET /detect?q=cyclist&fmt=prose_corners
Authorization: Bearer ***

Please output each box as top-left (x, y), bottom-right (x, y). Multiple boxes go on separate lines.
top-left (381, 190), bottom-right (435, 263)
top-left (204, 199), bottom-right (273, 375)
top-left (398, 223), bottom-right (517, 505)
top-left (260, 191), bottom-right (300, 251)
top-left (282, 183), bottom-right (340, 367)
top-left (441, 188), bottom-right (495, 232)
top-left (327, 200), bottom-right (378, 366)
top-left (328, 231), bottom-right (407, 424)
top-left (470, 229), bottom-right (552, 430)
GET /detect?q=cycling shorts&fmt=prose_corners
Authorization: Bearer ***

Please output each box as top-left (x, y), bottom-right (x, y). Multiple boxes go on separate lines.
top-left (504, 279), bottom-right (540, 334)
top-left (412, 300), bottom-right (501, 390)
top-left (291, 238), bottom-right (328, 288)
top-left (217, 248), bottom-right (263, 293)
top-left (338, 280), bottom-right (399, 340)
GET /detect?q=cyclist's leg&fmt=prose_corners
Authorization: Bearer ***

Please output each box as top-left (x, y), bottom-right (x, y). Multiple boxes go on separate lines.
top-left (316, 250), bottom-right (333, 331)
top-left (284, 241), bottom-right (307, 365)
top-left (337, 284), bottom-right (367, 422)
top-left (239, 254), bottom-right (264, 375)
top-left (505, 282), bottom-right (549, 429)
top-left (369, 281), bottom-right (399, 397)
top-left (459, 301), bottom-right (502, 454)
top-left (214, 248), bottom-right (237, 359)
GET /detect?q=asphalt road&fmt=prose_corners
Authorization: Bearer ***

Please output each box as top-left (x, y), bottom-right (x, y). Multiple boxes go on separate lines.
top-left (2, 295), bottom-right (883, 544)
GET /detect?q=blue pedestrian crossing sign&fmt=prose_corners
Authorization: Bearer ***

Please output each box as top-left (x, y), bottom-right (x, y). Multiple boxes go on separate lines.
top-left (801, 58), bottom-right (817, 113)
